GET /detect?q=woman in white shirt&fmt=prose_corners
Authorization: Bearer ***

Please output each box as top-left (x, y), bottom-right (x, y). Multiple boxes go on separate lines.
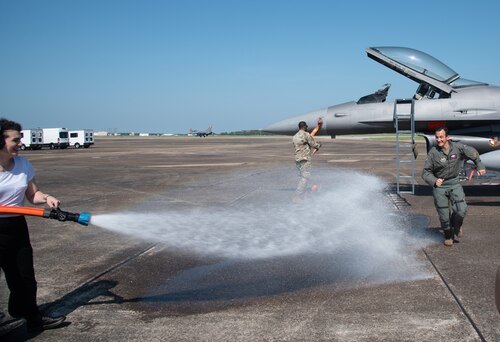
top-left (0, 118), bottom-right (65, 333)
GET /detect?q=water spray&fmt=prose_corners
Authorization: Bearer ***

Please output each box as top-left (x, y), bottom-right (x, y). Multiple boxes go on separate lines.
top-left (90, 168), bottom-right (434, 283)
top-left (0, 206), bottom-right (91, 226)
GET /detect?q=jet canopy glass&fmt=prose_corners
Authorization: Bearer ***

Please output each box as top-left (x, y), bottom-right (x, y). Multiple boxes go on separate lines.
top-left (372, 47), bottom-right (458, 83)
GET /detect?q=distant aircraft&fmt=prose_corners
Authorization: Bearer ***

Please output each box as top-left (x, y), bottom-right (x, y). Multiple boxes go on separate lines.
top-left (189, 126), bottom-right (213, 137)
top-left (264, 46), bottom-right (500, 171)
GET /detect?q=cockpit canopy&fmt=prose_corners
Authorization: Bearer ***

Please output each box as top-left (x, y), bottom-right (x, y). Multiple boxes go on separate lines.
top-left (366, 46), bottom-right (487, 99)
top-left (370, 47), bottom-right (458, 83)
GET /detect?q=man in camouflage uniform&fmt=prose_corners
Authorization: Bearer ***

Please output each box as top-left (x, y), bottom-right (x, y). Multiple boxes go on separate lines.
top-left (422, 126), bottom-right (486, 246)
top-left (293, 120), bottom-right (321, 201)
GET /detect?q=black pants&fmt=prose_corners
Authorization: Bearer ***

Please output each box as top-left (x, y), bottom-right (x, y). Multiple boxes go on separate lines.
top-left (0, 216), bottom-right (39, 318)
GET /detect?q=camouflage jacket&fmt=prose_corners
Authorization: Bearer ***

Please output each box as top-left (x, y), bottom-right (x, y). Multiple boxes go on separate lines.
top-left (292, 130), bottom-right (321, 162)
top-left (422, 141), bottom-right (485, 186)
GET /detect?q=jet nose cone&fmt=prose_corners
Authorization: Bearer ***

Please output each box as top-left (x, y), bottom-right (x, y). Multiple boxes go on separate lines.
top-left (263, 118), bottom-right (299, 135)
top-left (264, 108), bottom-right (328, 135)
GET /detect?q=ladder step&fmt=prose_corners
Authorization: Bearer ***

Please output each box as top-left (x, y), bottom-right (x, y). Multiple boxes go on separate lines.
top-left (395, 99), bottom-right (413, 104)
top-left (394, 96), bottom-right (415, 196)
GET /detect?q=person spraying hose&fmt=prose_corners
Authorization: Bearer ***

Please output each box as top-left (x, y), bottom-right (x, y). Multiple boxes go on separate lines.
top-left (0, 118), bottom-right (67, 333)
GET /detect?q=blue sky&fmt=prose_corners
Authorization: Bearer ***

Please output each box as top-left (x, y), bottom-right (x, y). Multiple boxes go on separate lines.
top-left (1, 1), bottom-right (499, 134)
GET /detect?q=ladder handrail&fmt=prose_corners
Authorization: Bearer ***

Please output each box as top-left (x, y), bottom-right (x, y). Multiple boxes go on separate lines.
top-left (394, 99), bottom-right (415, 194)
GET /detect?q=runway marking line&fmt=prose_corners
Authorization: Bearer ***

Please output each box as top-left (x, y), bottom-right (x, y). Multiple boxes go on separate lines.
top-left (320, 153), bottom-right (395, 156)
top-left (143, 162), bottom-right (247, 168)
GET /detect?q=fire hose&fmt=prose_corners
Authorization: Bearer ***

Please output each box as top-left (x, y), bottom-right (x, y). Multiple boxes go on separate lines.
top-left (0, 206), bottom-right (91, 226)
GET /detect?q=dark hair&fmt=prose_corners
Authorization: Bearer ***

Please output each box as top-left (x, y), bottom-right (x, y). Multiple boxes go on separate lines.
top-left (0, 118), bottom-right (22, 149)
top-left (298, 121), bottom-right (308, 129)
top-left (434, 126), bottom-right (448, 136)
top-left (0, 118), bottom-right (22, 132)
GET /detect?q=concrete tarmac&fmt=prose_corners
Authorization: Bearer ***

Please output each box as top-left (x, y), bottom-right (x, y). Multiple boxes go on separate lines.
top-left (1, 136), bottom-right (499, 341)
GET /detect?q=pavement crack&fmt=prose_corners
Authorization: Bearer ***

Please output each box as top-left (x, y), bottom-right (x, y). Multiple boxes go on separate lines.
top-left (422, 249), bottom-right (486, 342)
top-left (386, 192), bottom-right (486, 342)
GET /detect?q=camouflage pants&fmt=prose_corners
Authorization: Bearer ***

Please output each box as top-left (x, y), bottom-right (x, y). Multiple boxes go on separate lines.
top-left (433, 182), bottom-right (467, 230)
top-left (295, 160), bottom-right (311, 195)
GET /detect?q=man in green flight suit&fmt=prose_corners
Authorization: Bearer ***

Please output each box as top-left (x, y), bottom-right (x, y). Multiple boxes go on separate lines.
top-left (422, 126), bottom-right (486, 246)
top-left (292, 120), bottom-right (321, 202)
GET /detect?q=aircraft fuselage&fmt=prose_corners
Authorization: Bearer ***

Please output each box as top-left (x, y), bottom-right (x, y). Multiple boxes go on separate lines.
top-left (264, 47), bottom-right (500, 171)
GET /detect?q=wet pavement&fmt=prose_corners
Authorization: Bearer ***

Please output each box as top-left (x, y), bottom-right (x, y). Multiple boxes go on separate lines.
top-left (1, 136), bottom-right (499, 341)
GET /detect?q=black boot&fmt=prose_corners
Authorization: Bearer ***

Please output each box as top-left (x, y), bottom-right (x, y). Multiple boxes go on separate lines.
top-left (451, 213), bottom-right (464, 237)
top-left (0, 312), bottom-right (26, 340)
top-left (443, 228), bottom-right (454, 246)
top-left (26, 313), bottom-right (66, 332)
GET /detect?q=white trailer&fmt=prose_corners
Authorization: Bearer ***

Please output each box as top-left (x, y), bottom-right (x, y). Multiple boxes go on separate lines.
top-left (20, 129), bottom-right (43, 150)
top-left (69, 129), bottom-right (94, 148)
top-left (41, 128), bottom-right (69, 149)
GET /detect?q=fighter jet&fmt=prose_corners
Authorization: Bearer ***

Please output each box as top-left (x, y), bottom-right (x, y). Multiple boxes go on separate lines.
top-left (264, 46), bottom-right (500, 171)
top-left (189, 126), bottom-right (213, 137)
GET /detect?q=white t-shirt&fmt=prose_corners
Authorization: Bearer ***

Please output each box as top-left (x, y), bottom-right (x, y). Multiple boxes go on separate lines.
top-left (0, 156), bottom-right (35, 211)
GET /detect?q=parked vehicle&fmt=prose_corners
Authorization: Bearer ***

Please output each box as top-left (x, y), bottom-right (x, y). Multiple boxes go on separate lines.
top-left (20, 129), bottom-right (43, 150)
top-left (69, 129), bottom-right (94, 148)
top-left (41, 128), bottom-right (69, 149)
